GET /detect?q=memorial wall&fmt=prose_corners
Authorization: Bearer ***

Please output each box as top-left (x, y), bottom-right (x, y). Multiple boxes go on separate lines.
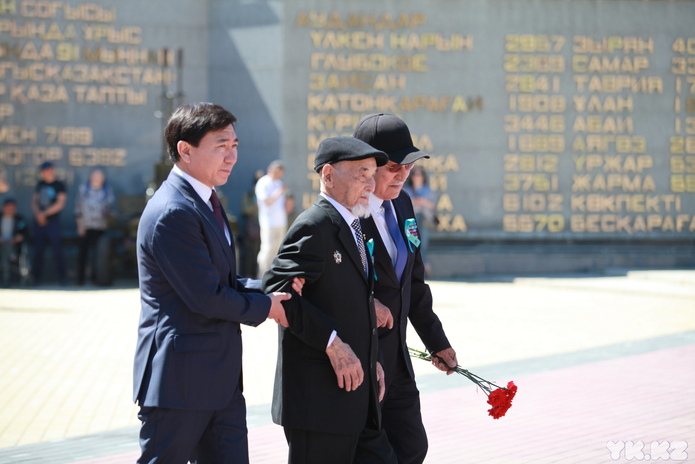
top-left (283, 0), bottom-right (695, 243)
top-left (0, 0), bottom-right (211, 227)
top-left (1, 0), bottom-right (693, 260)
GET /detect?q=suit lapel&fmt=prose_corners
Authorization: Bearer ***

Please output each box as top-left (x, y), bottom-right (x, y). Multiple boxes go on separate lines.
top-left (392, 194), bottom-right (414, 275)
top-left (316, 196), bottom-right (368, 283)
top-left (167, 172), bottom-right (235, 263)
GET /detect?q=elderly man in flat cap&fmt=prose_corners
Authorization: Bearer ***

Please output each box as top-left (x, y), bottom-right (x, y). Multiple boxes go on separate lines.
top-left (263, 136), bottom-right (398, 464)
top-left (353, 113), bottom-right (458, 464)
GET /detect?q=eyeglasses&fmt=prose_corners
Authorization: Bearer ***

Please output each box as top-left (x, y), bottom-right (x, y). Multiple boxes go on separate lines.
top-left (387, 162), bottom-right (414, 173)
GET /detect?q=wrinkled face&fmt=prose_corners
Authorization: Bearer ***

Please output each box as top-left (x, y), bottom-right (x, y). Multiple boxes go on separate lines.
top-left (322, 158), bottom-right (376, 214)
top-left (177, 124), bottom-right (238, 188)
top-left (374, 161), bottom-right (414, 200)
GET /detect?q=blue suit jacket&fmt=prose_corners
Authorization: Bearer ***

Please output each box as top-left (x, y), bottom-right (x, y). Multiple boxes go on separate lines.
top-left (133, 171), bottom-right (270, 410)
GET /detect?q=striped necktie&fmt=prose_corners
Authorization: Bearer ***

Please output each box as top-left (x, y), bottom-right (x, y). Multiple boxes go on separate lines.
top-left (350, 219), bottom-right (368, 276)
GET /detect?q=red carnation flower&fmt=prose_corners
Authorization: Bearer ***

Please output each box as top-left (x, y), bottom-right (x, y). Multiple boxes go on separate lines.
top-left (409, 347), bottom-right (517, 420)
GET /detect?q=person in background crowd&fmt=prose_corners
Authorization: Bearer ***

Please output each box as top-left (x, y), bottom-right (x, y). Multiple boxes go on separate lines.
top-left (354, 113), bottom-right (457, 464)
top-left (404, 165), bottom-right (437, 276)
top-left (0, 198), bottom-right (29, 287)
top-left (31, 161), bottom-right (67, 286)
top-left (74, 168), bottom-right (115, 286)
top-left (255, 160), bottom-right (288, 278)
top-left (239, 169), bottom-right (263, 278)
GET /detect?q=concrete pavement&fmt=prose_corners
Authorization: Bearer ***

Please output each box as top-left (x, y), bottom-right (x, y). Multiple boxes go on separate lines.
top-left (0, 269), bottom-right (694, 463)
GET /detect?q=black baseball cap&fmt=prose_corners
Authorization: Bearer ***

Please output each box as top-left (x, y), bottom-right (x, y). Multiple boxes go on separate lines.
top-left (353, 113), bottom-right (430, 165)
top-left (39, 161), bottom-right (55, 171)
top-left (314, 136), bottom-right (388, 173)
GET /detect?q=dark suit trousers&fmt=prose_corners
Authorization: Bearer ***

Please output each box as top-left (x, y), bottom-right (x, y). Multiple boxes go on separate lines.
top-left (355, 366), bottom-right (428, 464)
top-left (137, 385), bottom-right (248, 464)
top-left (284, 427), bottom-right (359, 464)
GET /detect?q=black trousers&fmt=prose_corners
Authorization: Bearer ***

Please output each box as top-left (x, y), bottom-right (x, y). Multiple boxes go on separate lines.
top-left (355, 367), bottom-right (428, 464)
top-left (76, 228), bottom-right (104, 284)
top-left (285, 424), bottom-right (398, 464)
top-left (284, 427), bottom-right (359, 464)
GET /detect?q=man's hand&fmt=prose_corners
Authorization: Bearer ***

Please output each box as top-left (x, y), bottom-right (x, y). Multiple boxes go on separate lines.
top-left (374, 299), bottom-right (394, 329)
top-left (326, 336), bottom-right (364, 392)
top-left (291, 277), bottom-right (305, 296)
top-left (376, 361), bottom-right (386, 402)
top-left (267, 292), bottom-right (291, 327)
top-left (432, 347), bottom-right (458, 375)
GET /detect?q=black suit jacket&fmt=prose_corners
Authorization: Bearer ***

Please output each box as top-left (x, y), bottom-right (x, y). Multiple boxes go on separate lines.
top-left (360, 190), bottom-right (450, 389)
top-left (133, 171), bottom-right (270, 410)
top-left (263, 196), bottom-right (381, 435)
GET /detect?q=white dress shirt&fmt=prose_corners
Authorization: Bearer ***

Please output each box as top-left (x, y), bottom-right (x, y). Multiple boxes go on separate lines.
top-left (368, 193), bottom-right (398, 268)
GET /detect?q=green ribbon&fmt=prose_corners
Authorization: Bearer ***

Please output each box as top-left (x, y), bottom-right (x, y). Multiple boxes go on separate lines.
top-left (366, 238), bottom-right (377, 280)
top-left (404, 218), bottom-right (421, 251)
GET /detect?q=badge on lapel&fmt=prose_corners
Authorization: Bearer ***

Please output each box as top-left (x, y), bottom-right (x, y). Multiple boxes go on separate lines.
top-left (404, 218), bottom-right (421, 251)
top-left (333, 250), bottom-right (342, 264)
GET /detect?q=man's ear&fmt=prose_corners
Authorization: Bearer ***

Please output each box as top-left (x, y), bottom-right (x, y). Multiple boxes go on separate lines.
top-left (321, 164), bottom-right (333, 187)
top-left (177, 140), bottom-right (191, 163)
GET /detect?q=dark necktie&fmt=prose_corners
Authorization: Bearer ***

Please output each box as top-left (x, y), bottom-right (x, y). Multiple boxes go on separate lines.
top-left (210, 189), bottom-right (226, 232)
top-left (383, 200), bottom-right (407, 281)
top-left (350, 219), bottom-right (368, 276)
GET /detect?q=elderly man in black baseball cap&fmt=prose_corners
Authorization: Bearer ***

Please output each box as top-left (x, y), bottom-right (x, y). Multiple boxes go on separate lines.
top-left (353, 114), bottom-right (458, 464)
top-left (263, 136), bottom-right (398, 464)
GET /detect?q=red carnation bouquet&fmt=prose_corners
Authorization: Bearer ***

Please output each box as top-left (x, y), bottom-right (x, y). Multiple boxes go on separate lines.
top-left (408, 347), bottom-right (517, 419)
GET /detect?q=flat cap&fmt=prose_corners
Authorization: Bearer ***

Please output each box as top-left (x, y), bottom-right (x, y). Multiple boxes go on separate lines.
top-left (314, 136), bottom-right (388, 173)
top-left (353, 113), bottom-right (429, 165)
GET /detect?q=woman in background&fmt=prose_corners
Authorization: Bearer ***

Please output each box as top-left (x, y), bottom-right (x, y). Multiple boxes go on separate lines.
top-left (74, 168), bottom-right (115, 285)
top-left (405, 165), bottom-right (437, 277)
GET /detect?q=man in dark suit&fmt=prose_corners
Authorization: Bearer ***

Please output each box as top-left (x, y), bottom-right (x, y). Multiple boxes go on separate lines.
top-left (133, 102), bottom-right (292, 464)
top-left (353, 113), bottom-right (458, 464)
top-left (263, 136), bottom-right (397, 464)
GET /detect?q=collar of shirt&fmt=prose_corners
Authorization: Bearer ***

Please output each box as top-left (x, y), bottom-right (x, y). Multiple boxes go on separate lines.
top-left (320, 192), bottom-right (359, 226)
top-left (172, 165), bottom-right (230, 244)
top-left (172, 164), bottom-right (214, 209)
top-left (368, 193), bottom-right (398, 265)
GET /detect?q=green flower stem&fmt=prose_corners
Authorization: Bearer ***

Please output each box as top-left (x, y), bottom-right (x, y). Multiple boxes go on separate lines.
top-left (408, 347), bottom-right (508, 395)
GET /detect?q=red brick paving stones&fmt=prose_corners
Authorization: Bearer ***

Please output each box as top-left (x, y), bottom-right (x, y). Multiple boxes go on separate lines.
top-left (62, 344), bottom-right (695, 464)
